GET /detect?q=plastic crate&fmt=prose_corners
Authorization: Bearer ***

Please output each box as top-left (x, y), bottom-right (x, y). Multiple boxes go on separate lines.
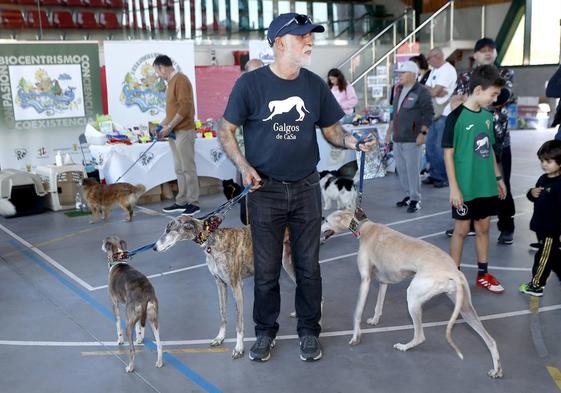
top-left (36, 165), bottom-right (87, 211)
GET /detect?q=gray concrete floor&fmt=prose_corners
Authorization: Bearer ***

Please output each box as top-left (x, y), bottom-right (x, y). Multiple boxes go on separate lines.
top-left (1, 129), bottom-right (560, 393)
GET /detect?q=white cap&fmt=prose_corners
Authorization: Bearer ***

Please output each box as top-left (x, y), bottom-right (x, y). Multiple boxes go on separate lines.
top-left (396, 61), bottom-right (419, 75)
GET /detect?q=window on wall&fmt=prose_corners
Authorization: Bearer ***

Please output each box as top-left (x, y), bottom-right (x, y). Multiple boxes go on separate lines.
top-left (295, 1), bottom-right (307, 16)
top-left (502, 15), bottom-right (524, 67)
top-left (249, 0), bottom-right (258, 29)
top-left (530, 0), bottom-right (561, 64)
top-left (263, 0), bottom-right (273, 28)
top-left (278, 1), bottom-right (291, 15)
top-left (313, 2), bottom-right (328, 23)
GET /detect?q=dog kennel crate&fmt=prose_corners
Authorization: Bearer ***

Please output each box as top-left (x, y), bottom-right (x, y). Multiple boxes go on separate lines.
top-left (36, 164), bottom-right (87, 211)
top-left (0, 169), bottom-right (47, 217)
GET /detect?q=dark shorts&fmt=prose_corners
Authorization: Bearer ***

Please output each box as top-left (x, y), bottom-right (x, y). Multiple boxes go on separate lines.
top-left (451, 196), bottom-right (499, 220)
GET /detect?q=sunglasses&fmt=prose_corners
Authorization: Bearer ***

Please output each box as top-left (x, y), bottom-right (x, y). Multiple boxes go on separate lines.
top-left (268, 14), bottom-right (312, 46)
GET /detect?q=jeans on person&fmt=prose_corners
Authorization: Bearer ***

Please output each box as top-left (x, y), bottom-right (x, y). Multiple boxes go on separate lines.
top-left (394, 142), bottom-right (422, 201)
top-left (497, 145), bottom-right (515, 233)
top-left (555, 126), bottom-right (561, 141)
top-left (426, 116), bottom-right (448, 183)
top-left (248, 171), bottom-right (322, 338)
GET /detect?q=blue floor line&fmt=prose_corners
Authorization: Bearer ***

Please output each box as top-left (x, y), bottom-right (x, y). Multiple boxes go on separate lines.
top-left (9, 240), bottom-right (222, 393)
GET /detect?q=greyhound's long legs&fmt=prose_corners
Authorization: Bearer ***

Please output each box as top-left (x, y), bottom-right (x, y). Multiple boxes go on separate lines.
top-left (210, 277), bottom-right (228, 347)
top-left (367, 283), bottom-right (388, 326)
top-left (394, 278), bottom-right (433, 351)
top-left (125, 307), bottom-right (137, 373)
top-left (112, 301), bottom-right (124, 345)
top-left (447, 291), bottom-right (502, 378)
top-left (231, 282), bottom-right (245, 359)
top-left (148, 308), bottom-right (163, 368)
top-left (349, 270), bottom-right (371, 346)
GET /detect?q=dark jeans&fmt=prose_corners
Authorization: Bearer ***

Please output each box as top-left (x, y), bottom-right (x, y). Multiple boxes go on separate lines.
top-left (555, 126), bottom-right (561, 141)
top-left (426, 116), bottom-right (448, 183)
top-left (248, 171), bottom-right (322, 338)
top-left (531, 234), bottom-right (561, 287)
top-left (497, 146), bottom-right (515, 233)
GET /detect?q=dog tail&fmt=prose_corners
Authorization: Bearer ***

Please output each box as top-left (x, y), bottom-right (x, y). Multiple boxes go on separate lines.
top-left (140, 301), bottom-right (148, 327)
top-left (0, 199), bottom-right (16, 217)
top-left (446, 275), bottom-right (464, 360)
top-left (134, 184), bottom-right (146, 197)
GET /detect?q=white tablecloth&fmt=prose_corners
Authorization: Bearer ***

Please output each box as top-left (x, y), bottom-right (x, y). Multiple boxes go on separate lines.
top-left (89, 126), bottom-right (386, 191)
top-left (89, 138), bottom-right (237, 191)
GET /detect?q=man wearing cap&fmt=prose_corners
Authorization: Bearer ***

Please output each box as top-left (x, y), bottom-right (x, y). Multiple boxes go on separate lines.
top-left (218, 13), bottom-right (375, 362)
top-left (446, 38), bottom-right (516, 245)
top-left (385, 60), bottom-right (434, 213)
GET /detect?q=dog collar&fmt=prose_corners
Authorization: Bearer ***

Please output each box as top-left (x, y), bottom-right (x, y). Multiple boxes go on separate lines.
top-left (349, 207), bottom-right (368, 238)
top-left (193, 216), bottom-right (223, 247)
top-left (107, 252), bottom-right (129, 270)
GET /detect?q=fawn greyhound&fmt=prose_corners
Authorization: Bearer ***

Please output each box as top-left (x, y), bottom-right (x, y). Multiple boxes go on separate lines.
top-left (321, 210), bottom-right (502, 378)
top-left (103, 236), bottom-right (163, 373)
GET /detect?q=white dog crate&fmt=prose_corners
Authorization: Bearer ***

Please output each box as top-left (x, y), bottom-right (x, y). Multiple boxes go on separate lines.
top-left (36, 164), bottom-right (87, 211)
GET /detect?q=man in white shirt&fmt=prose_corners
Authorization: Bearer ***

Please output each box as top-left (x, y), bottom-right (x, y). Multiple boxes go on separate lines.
top-left (423, 47), bottom-right (457, 188)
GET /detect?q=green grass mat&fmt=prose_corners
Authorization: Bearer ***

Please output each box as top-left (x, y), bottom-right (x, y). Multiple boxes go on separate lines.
top-left (64, 210), bottom-right (91, 217)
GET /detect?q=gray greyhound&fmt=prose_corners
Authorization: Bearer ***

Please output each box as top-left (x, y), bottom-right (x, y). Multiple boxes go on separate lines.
top-left (103, 236), bottom-right (163, 373)
top-left (321, 210), bottom-right (503, 378)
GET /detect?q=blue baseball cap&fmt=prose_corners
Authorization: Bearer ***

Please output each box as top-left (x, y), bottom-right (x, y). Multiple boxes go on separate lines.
top-left (266, 13), bottom-right (325, 47)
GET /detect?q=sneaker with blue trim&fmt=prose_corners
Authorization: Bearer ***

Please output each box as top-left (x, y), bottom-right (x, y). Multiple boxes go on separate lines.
top-left (299, 335), bottom-right (322, 362)
top-left (181, 204), bottom-right (200, 216)
top-left (249, 336), bottom-right (275, 362)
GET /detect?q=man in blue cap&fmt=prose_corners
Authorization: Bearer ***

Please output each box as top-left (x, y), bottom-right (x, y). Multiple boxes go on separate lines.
top-left (219, 13), bottom-right (375, 362)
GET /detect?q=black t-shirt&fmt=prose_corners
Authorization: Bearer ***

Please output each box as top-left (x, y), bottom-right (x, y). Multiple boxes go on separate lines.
top-left (223, 66), bottom-right (344, 181)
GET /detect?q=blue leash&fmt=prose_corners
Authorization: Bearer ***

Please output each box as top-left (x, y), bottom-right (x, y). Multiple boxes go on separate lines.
top-left (114, 125), bottom-right (172, 183)
top-left (348, 128), bottom-right (377, 236)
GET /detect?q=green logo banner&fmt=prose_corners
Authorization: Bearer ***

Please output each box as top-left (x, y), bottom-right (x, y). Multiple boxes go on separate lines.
top-left (0, 42), bottom-right (102, 131)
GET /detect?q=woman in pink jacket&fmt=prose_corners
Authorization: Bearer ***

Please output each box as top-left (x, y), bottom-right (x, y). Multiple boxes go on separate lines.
top-left (327, 68), bottom-right (358, 124)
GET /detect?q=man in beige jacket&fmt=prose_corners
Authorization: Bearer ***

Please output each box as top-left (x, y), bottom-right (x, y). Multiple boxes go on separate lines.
top-left (153, 54), bottom-right (200, 215)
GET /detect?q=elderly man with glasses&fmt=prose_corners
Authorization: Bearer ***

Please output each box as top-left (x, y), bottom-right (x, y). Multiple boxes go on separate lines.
top-left (219, 13), bottom-right (375, 363)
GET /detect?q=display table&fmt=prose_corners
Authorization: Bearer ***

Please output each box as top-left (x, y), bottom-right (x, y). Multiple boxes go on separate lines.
top-left (89, 138), bottom-right (236, 191)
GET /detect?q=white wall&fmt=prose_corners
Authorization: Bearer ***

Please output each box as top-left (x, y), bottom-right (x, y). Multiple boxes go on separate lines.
top-left (194, 42), bottom-right (358, 79)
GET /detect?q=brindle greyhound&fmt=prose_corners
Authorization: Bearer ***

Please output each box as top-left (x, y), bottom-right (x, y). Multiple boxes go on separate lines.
top-left (154, 215), bottom-right (297, 359)
top-left (103, 236), bottom-right (163, 373)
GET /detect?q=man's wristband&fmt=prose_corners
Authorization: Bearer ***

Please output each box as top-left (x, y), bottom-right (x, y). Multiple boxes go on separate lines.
top-left (496, 176), bottom-right (503, 181)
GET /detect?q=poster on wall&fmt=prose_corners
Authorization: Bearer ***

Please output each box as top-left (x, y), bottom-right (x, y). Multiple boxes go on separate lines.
top-left (0, 42), bottom-right (102, 171)
top-left (249, 40), bottom-right (274, 65)
top-left (103, 41), bottom-right (197, 128)
top-left (0, 42), bottom-right (102, 132)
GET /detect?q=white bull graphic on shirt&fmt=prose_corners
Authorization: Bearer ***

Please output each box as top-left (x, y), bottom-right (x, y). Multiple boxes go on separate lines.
top-left (263, 96), bottom-right (310, 122)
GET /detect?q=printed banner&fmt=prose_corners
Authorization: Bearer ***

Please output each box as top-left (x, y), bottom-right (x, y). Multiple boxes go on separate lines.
top-left (0, 42), bottom-right (102, 171)
top-left (103, 41), bottom-right (197, 128)
top-left (0, 42), bottom-right (102, 131)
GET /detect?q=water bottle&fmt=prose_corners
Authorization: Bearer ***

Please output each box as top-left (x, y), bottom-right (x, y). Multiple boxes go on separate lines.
top-left (75, 191), bottom-right (83, 211)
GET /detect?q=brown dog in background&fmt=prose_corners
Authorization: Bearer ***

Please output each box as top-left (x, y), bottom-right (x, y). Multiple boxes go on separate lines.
top-left (82, 178), bottom-right (145, 223)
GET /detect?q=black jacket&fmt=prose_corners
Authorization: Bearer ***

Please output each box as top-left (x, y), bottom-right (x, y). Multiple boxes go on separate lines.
top-left (527, 173), bottom-right (561, 236)
top-left (391, 82), bottom-right (434, 143)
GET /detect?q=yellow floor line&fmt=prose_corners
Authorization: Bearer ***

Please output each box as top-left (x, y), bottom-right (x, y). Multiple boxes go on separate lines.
top-left (547, 367), bottom-right (561, 390)
top-left (546, 366), bottom-right (561, 390)
top-left (81, 347), bottom-right (228, 356)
